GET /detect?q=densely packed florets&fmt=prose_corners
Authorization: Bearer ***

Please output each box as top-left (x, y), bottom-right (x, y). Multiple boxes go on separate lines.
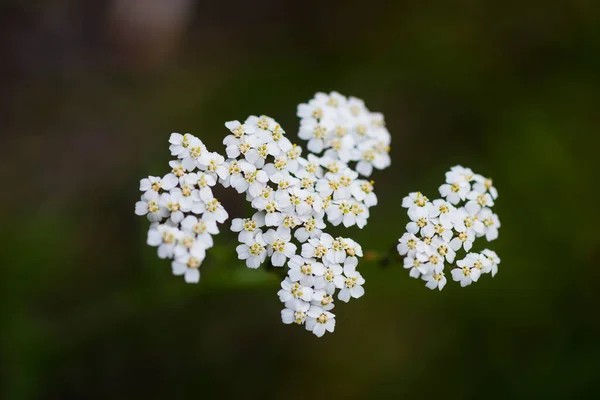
top-left (135, 91), bottom-right (391, 337)
top-left (398, 166), bottom-right (501, 290)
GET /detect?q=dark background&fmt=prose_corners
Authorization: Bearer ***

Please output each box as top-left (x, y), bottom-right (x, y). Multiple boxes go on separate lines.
top-left (2, 1), bottom-right (600, 399)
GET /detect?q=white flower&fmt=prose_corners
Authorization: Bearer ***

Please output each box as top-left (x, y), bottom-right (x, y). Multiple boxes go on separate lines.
top-left (252, 196), bottom-right (290, 227)
top-left (284, 144), bottom-right (303, 173)
top-left (473, 175), bottom-right (498, 200)
top-left (184, 172), bottom-right (216, 200)
top-left (326, 200), bottom-right (353, 227)
top-left (169, 133), bottom-right (194, 157)
top-left (278, 277), bottom-right (313, 310)
top-left (334, 259), bottom-right (365, 302)
top-left (265, 123), bottom-right (293, 156)
top-left (179, 136), bottom-right (209, 170)
top-left (482, 249), bottom-right (501, 277)
top-left (139, 174), bottom-right (179, 195)
top-left (430, 199), bottom-right (456, 227)
top-left (173, 231), bottom-right (197, 258)
top-left (322, 235), bottom-right (349, 265)
top-left (305, 306), bottom-right (335, 337)
top-left (439, 180), bottom-right (470, 205)
top-left (203, 152), bottom-right (228, 180)
top-left (427, 218), bottom-right (454, 242)
top-left (236, 230), bottom-right (267, 269)
top-left (402, 192), bottom-right (430, 215)
top-left (231, 213), bottom-right (266, 245)
top-left (406, 206), bottom-right (435, 237)
top-left (324, 134), bottom-right (355, 163)
top-left (294, 215), bottom-right (326, 243)
top-left (465, 191), bottom-right (494, 215)
top-left (220, 159), bottom-right (243, 189)
top-left (449, 230), bottom-right (476, 252)
top-left (403, 253), bottom-right (429, 278)
top-left (225, 135), bottom-right (260, 165)
top-left (311, 289), bottom-right (335, 311)
top-left (430, 236), bottom-right (456, 264)
top-left (281, 303), bottom-right (310, 325)
top-left (233, 161), bottom-right (269, 196)
top-left (314, 263), bottom-right (343, 294)
top-left (296, 154), bottom-right (324, 179)
top-left (422, 272), bottom-right (447, 291)
top-left (180, 216), bottom-right (219, 249)
top-left (297, 96), bottom-right (327, 120)
top-left (135, 191), bottom-right (169, 222)
top-left (263, 226), bottom-right (297, 267)
top-left (224, 120), bottom-right (256, 142)
top-left (288, 255), bottom-right (325, 287)
top-left (285, 188), bottom-right (313, 216)
top-left (452, 208), bottom-right (485, 237)
top-left (270, 171), bottom-right (300, 193)
top-left (351, 180), bottom-right (377, 207)
top-left (298, 118), bottom-right (333, 153)
top-left (477, 208), bottom-right (501, 241)
top-left (451, 255), bottom-right (483, 287)
top-left (245, 115), bottom-right (274, 137)
top-left (446, 165), bottom-right (474, 184)
top-left (171, 243), bottom-right (205, 283)
top-left (397, 232), bottom-right (421, 257)
top-left (202, 194), bottom-right (228, 223)
top-left (343, 238), bottom-right (363, 258)
top-left (423, 241), bottom-right (446, 273)
top-left (355, 143), bottom-right (390, 177)
top-left (159, 190), bottom-right (191, 224)
top-left (147, 224), bottom-right (182, 259)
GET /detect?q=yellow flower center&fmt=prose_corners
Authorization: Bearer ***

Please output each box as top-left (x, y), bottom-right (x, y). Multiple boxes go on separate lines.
top-left (187, 257), bottom-right (201, 269)
top-left (193, 221), bottom-right (207, 234)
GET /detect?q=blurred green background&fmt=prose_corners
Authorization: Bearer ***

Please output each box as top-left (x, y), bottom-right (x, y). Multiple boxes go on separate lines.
top-left (2, 0), bottom-right (600, 398)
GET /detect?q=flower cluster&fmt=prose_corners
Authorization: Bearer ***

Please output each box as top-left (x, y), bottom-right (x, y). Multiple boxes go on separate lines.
top-left (397, 166), bottom-right (501, 290)
top-left (134, 133), bottom-right (229, 283)
top-left (135, 91), bottom-right (391, 337)
top-left (297, 91), bottom-right (391, 177)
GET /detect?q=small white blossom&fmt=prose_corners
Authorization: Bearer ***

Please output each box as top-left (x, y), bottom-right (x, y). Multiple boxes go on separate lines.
top-left (171, 243), bottom-right (206, 283)
top-left (231, 213), bottom-right (266, 245)
top-left (451, 253), bottom-right (486, 287)
top-left (147, 224), bottom-right (182, 259)
top-left (278, 277), bottom-right (313, 310)
top-left (236, 230), bottom-right (267, 269)
top-left (404, 253), bottom-right (429, 278)
top-left (288, 256), bottom-right (325, 287)
top-left (422, 272), bottom-right (447, 291)
top-left (478, 208), bottom-right (501, 241)
top-left (135, 191), bottom-right (169, 222)
top-left (334, 259), bottom-right (365, 302)
top-left (482, 249), bottom-right (501, 277)
top-left (263, 227), bottom-right (297, 267)
top-left (305, 306), bottom-right (335, 337)
top-left (180, 216), bottom-right (219, 249)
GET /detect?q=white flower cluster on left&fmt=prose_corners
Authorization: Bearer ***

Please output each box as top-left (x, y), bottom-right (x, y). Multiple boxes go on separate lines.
top-left (134, 133), bottom-right (229, 283)
top-left (134, 91), bottom-right (391, 337)
top-left (397, 166), bottom-right (501, 290)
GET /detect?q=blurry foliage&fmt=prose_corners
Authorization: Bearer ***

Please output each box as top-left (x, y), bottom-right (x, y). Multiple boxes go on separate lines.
top-left (2, 0), bottom-right (600, 399)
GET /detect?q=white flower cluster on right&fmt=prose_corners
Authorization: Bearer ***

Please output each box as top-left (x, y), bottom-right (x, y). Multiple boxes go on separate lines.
top-left (397, 166), bottom-right (501, 290)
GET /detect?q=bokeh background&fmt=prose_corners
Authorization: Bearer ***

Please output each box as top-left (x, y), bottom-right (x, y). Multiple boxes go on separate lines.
top-left (2, 1), bottom-right (600, 398)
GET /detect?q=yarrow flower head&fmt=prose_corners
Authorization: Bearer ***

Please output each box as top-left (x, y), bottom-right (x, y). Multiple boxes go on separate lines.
top-left (398, 166), bottom-right (501, 290)
top-left (134, 91), bottom-right (391, 337)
